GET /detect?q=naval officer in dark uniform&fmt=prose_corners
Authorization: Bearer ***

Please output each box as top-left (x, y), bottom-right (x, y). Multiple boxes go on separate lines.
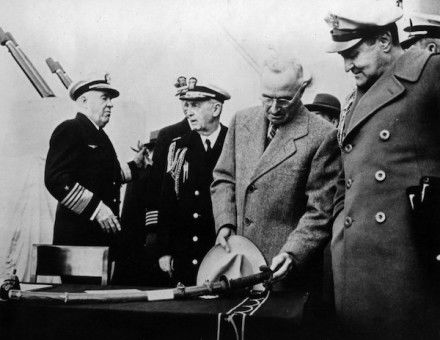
top-left (45, 75), bottom-right (146, 254)
top-left (157, 83), bottom-right (230, 285)
top-left (144, 76), bottom-right (193, 230)
top-left (138, 77), bottom-right (193, 286)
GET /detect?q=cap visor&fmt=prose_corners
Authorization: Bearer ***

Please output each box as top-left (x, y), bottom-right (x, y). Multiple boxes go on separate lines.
top-left (91, 86), bottom-right (120, 99)
top-left (179, 96), bottom-right (209, 101)
top-left (400, 36), bottom-right (421, 49)
top-left (326, 38), bottom-right (362, 53)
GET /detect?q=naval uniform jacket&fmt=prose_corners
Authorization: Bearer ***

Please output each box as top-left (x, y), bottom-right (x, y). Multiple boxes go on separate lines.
top-left (144, 119), bottom-right (191, 230)
top-left (45, 112), bottom-right (137, 248)
top-left (211, 104), bottom-right (340, 288)
top-left (332, 49), bottom-right (440, 339)
top-left (158, 125), bottom-right (227, 285)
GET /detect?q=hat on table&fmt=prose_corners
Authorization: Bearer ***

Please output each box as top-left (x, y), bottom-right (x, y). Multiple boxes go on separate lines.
top-left (197, 235), bottom-right (267, 291)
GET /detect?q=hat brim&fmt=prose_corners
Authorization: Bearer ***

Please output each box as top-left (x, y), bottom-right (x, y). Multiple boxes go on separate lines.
top-left (305, 103), bottom-right (340, 116)
top-left (196, 235), bottom-right (267, 290)
top-left (400, 36), bottom-right (422, 49)
top-left (326, 38), bottom-right (362, 53)
top-left (179, 96), bottom-right (211, 101)
top-left (89, 85), bottom-right (120, 99)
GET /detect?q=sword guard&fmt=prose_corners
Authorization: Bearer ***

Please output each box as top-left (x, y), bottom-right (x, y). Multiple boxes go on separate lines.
top-left (176, 282), bottom-right (186, 295)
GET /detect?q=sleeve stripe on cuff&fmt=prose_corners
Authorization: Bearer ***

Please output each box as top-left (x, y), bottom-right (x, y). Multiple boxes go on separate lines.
top-left (61, 182), bottom-right (93, 214)
top-left (61, 183), bottom-right (80, 206)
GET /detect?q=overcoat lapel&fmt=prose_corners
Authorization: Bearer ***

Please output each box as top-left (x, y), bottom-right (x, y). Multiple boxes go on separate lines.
top-left (238, 108), bottom-right (267, 184)
top-left (344, 72), bottom-right (404, 141)
top-left (250, 105), bottom-right (309, 184)
top-left (343, 50), bottom-right (431, 142)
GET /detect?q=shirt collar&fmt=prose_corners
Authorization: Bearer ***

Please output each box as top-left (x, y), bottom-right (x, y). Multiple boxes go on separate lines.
top-left (200, 124), bottom-right (221, 150)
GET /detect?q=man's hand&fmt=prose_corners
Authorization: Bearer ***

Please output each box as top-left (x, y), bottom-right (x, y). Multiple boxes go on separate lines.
top-left (215, 226), bottom-right (235, 253)
top-left (270, 252), bottom-right (294, 281)
top-left (159, 255), bottom-right (173, 277)
top-left (133, 141), bottom-right (147, 168)
top-left (95, 203), bottom-right (121, 233)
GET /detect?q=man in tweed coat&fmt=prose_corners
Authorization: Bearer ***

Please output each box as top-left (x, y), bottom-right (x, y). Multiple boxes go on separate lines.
top-left (211, 54), bottom-right (340, 289)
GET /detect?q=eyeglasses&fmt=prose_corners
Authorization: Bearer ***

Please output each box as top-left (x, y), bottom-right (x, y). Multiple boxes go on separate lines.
top-left (261, 96), bottom-right (294, 109)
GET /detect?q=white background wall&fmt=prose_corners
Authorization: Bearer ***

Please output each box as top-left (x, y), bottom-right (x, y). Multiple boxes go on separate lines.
top-left (0, 0), bottom-right (420, 280)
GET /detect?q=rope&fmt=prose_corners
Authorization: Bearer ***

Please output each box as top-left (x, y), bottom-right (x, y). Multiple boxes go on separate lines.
top-left (216, 290), bottom-right (270, 340)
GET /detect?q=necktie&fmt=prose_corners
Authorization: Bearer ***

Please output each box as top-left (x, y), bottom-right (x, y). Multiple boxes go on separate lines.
top-left (266, 123), bottom-right (277, 147)
top-left (205, 139), bottom-right (212, 153)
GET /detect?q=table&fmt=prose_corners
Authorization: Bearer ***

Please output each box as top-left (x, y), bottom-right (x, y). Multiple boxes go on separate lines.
top-left (0, 284), bottom-right (310, 340)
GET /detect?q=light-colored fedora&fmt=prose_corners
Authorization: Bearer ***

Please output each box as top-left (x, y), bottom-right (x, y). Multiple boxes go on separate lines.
top-left (196, 235), bottom-right (268, 291)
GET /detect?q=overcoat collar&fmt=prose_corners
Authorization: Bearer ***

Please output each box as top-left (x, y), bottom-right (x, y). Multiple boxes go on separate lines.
top-left (344, 49), bottom-right (432, 142)
top-left (242, 104), bottom-right (309, 184)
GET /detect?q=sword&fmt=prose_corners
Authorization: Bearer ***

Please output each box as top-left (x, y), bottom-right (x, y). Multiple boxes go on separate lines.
top-left (1, 266), bottom-right (273, 304)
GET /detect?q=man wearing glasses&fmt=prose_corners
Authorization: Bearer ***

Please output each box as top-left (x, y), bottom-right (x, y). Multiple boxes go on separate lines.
top-left (211, 53), bottom-right (340, 291)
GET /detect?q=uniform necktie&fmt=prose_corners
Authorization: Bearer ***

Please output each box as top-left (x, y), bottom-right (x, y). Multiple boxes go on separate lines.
top-left (205, 139), bottom-right (212, 153)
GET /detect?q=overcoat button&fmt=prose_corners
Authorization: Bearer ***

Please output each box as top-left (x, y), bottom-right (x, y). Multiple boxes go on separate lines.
top-left (344, 144), bottom-right (353, 153)
top-left (436, 254), bottom-right (440, 262)
top-left (344, 216), bottom-right (352, 227)
top-left (375, 212), bottom-right (386, 224)
top-left (113, 198), bottom-right (117, 203)
top-left (193, 213), bottom-right (199, 219)
top-left (192, 236), bottom-right (198, 242)
top-left (379, 130), bottom-right (390, 141)
top-left (244, 217), bottom-right (252, 226)
top-left (346, 178), bottom-right (353, 189)
top-left (375, 170), bottom-right (386, 182)
top-left (248, 185), bottom-right (256, 192)
top-left (194, 190), bottom-right (200, 196)
top-left (192, 259), bottom-right (198, 265)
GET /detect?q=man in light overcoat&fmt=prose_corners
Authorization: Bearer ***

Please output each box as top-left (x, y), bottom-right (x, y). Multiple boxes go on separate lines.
top-left (211, 53), bottom-right (340, 290)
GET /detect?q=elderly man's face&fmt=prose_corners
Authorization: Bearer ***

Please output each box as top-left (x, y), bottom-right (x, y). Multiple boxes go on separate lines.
top-left (339, 40), bottom-right (387, 91)
top-left (84, 90), bottom-right (114, 128)
top-left (184, 99), bottom-right (219, 135)
top-left (261, 69), bottom-right (299, 125)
